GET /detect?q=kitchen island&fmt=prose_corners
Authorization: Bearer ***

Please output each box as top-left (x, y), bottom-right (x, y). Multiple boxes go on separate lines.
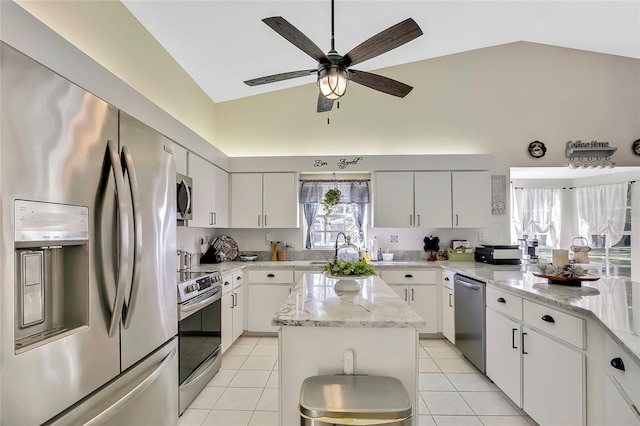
top-left (272, 272), bottom-right (425, 425)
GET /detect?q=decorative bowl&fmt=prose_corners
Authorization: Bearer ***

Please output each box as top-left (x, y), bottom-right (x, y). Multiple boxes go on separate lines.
top-left (532, 272), bottom-right (599, 287)
top-left (323, 273), bottom-right (366, 292)
top-left (239, 254), bottom-right (258, 261)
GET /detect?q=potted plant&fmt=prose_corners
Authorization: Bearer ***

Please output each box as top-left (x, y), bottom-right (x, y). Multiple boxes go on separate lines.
top-left (322, 188), bottom-right (342, 215)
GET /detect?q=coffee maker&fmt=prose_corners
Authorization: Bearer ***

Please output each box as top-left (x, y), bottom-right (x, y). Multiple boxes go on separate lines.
top-left (526, 237), bottom-right (539, 262)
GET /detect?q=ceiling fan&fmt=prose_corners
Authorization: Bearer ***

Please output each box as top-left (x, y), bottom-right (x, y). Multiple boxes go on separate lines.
top-left (243, 0), bottom-right (423, 113)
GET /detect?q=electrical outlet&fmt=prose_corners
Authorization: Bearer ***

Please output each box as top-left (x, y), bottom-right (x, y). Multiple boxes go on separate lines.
top-left (478, 231), bottom-right (486, 243)
top-left (390, 235), bottom-right (399, 243)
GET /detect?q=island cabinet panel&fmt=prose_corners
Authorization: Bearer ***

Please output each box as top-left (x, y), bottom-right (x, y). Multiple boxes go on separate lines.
top-left (188, 154), bottom-right (229, 228)
top-left (247, 270), bottom-right (294, 333)
top-left (230, 172), bottom-right (298, 228)
top-left (381, 269), bottom-right (438, 334)
top-left (374, 171), bottom-right (489, 228)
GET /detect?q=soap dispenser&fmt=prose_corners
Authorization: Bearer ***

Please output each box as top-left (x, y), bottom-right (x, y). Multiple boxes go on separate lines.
top-left (336, 236), bottom-right (359, 263)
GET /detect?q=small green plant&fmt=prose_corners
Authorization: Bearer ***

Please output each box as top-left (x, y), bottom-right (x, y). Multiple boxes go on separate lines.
top-left (322, 188), bottom-right (342, 215)
top-left (322, 258), bottom-right (376, 277)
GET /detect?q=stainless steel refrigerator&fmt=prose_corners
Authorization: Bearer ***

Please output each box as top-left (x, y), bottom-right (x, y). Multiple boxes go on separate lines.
top-left (0, 42), bottom-right (178, 425)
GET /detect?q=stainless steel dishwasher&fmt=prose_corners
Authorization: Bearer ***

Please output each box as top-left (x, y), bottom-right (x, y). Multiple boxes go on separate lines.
top-left (454, 274), bottom-right (486, 373)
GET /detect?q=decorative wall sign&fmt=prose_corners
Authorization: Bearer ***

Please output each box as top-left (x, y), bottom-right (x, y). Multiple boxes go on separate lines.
top-left (566, 140), bottom-right (617, 168)
top-left (528, 141), bottom-right (546, 158)
top-left (633, 139), bottom-right (640, 156)
top-left (491, 175), bottom-right (507, 215)
top-left (312, 157), bottom-right (364, 169)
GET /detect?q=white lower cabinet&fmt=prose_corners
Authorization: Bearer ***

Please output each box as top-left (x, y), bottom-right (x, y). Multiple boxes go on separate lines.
top-left (381, 270), bottom-right (438, 334)
top-left (604, 332), bottom-right (640, 424)
top-left (485, 285), bottom-right (585, 426)
top-left (522, 326), bottom-right (584, 425)
top-left (441, 269), bottom-right (455, 343)
top-left (605, 373), bottom-right (640, 425)
top-left (221, 272), bottom-right (244, 353)
top-left (486, 308), bottom-right (521, 406)
top-left (247, 270), bottom-right (294, 333)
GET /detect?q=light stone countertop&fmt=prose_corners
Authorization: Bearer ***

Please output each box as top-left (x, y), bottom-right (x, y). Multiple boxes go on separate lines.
top-left (189, 259), bottom-right (640, 360)
top-left (271, 273), bottom-right (426, 328)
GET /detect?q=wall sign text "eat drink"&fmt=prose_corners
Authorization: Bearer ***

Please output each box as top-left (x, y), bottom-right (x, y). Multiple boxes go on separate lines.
top-left (313, 157), bottom-right (364, 169)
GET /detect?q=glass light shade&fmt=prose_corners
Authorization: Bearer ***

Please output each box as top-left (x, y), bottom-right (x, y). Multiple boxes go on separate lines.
top-left (318, 67), bottom-right (348, 100)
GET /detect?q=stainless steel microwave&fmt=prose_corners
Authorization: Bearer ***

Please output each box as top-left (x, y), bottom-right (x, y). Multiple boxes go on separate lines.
top-left (176, 173), bottom-right (193, 221)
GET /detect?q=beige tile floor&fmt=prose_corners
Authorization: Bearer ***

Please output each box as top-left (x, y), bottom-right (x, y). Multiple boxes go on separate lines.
top-left (179, 336), bottom-right (537, 426)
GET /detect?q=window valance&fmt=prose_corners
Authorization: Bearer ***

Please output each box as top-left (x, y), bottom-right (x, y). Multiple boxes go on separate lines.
top-left (299, 180), bottom-right (370, 204)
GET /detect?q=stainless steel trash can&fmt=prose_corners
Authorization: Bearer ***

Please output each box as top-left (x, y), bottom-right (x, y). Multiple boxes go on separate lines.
top-left (299, 375), bottom-right (412, 425)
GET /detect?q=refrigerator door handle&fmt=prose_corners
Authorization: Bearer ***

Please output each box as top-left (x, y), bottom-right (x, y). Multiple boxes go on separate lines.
top-left (120, 145), bottom-right (142, 330)
top-left (83, 347), bottom-right (177, 426)
top-left (106, 140), bottom-right (131, 338)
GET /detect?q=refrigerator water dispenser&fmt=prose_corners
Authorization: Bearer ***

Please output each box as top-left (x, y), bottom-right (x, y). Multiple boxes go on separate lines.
top-left (14, 200), bottom-right (90, 353)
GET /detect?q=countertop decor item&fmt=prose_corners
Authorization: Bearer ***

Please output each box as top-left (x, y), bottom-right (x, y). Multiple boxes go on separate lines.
top-left (239, 254), bottom-right (258, 261)
top-left (534, 262), bottom-right (598, 286)
top-left (209, 235), bottom-right (238, 262)
top-left (322, 259), bottom-right (376, 292)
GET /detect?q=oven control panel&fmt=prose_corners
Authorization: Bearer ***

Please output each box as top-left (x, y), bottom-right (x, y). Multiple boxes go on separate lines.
top-left (177, 271), bottom-right (222, 303)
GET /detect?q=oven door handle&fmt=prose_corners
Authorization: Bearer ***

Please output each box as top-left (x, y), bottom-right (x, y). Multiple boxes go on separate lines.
top-left (181, 289), bottom-right (222, 314)
top-left (181, 349), bottom-right (220, 390)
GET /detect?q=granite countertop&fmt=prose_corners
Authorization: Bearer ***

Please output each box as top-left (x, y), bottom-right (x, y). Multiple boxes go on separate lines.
top-left (443, 262), bottom-right (640, 360)
top-left (271, 273), bottom-right (426, 328)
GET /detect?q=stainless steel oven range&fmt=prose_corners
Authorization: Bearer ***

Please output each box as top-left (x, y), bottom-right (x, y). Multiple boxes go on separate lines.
top-left (177, 270), bottom-right (223, 415)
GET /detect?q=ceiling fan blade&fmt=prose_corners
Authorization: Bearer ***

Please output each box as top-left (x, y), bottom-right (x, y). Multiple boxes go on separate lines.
top-left (244, 69), bottom-right (317, 86)
top-left (340, 18), bottom-right (423, 68)
top-left (348, 69), bottom-right (413, 98)
top-left (317, 94), bottom-right (334, 112)
top-left (263, 17), bottom-right (329, 64)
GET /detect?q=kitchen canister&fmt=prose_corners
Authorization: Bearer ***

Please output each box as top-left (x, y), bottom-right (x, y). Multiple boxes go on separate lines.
top-left (571, 237), bottom-right (591, 264)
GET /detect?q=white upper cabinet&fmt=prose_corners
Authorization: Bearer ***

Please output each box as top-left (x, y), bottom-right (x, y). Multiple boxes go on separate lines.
top-left (230, 172), bottom-right (298, 228)
top-left (374, 171), bottom-right (488, 228)
top-left (174, 144), bottom-right (188, 176)
top-left (188, 154), bottom-right (229, 228)
top-left (451, 171), bottom-right (490, 228)
top-left (415, 172), bottom-right (452, 228)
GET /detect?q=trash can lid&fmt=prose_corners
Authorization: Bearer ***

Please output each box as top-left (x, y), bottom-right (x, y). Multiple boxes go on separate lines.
top-left (299, 375), bottom-right (412, 420)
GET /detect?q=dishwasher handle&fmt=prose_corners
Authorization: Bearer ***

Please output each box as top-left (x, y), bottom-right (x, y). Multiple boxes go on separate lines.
top-left (454, 274), bottom-right (484, 290)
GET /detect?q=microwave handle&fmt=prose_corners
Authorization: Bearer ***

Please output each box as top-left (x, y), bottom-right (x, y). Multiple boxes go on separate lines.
top-left (181, 178), bottom-right (191, 217)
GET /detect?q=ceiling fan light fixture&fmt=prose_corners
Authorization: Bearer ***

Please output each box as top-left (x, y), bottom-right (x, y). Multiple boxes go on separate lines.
top-left (318, 67), bottom-right (348, 100)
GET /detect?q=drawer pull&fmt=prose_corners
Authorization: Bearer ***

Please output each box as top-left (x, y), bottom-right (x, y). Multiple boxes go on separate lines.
top-left (497, 297), bottom-right (506, 303)
top-left (444, 277), bottom-right (450, 281)
top-left (541, 314), bottom-right (555, 323)
top-left (224, 281), bottom-right (230, 286)
top-left (611, 357), bottom-right (626, 371)
top-left (267, 273), bottom-right (275, 278)
top-left (236, 276), bottom-right (242, 280)
top-left (405, 274), bottom-right (413, 278)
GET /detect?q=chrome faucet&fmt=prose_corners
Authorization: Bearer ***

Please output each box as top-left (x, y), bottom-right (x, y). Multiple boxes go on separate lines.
top-left (334, 232), bottom-right (347, 259)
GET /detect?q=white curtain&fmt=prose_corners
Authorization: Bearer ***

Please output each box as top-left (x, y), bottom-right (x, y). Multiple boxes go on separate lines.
top-left (513, 188), bottom-right (562, 248)
top-left (575, 183), bottom-right (628, 249)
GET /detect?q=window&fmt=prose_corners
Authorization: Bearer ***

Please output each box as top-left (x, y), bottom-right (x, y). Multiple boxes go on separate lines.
top-left (588, 184), bottom-right (632, 275)
top-left (299, 179), bottom-right (370, 250)
top-left (310, 203), bottom-right (366, 249)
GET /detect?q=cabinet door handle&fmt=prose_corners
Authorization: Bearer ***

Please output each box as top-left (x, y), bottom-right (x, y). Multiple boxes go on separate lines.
top-left (611, 357), bottom-right (626, 371)
top-left (512, 328), bottom-right (518, 349)
top-left (455, 214), bottom-right (459, 226)
top-left (541, 314), bottom-right (555, 323)
top-left (258, 215), bottom-right (261, 227)
top-left (213, 212), bottom-right (217, 225)
top-left (417, 214), bottom-right (421, 226)
top-left (209, 212), bottom-right (214, 225)
top-left (497, 297), bottom-right (506, 303)
top-left (409, 214), bottom-right (413, 226)
top-left (411, 288), bottom-right (415, 301)
top-left (264, 215), bottom-right (267, 227)
top-left (267, 273), bottom-right (275, 278)
top-left (522, 332), bottom-right (528, 354)
top-left (405, 274), bottom-right (413, 278)
top-left (404, 288), bottom-right (408, 301)
top-left (448, 293), bottom-right (453, 307)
